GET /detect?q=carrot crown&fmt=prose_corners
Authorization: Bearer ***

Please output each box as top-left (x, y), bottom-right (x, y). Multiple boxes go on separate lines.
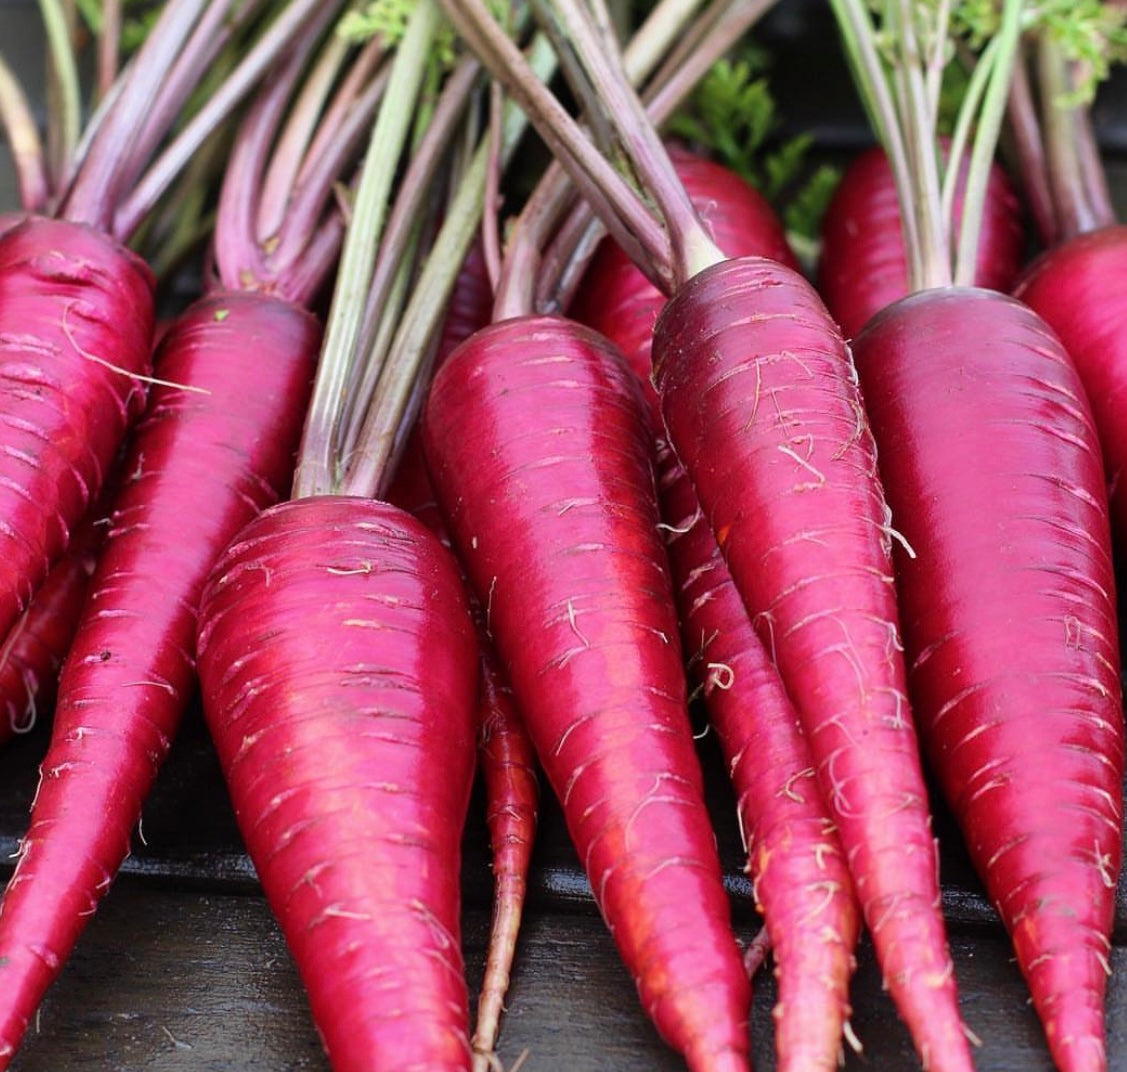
top-left (207, 13), bottom-right (391, 307)
top-left (826, 0), bottom-right (1027, 291)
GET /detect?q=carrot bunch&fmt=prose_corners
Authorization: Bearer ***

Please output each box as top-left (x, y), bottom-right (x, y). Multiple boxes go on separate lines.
top-left (0, 3), bottom-right (1125, 1072)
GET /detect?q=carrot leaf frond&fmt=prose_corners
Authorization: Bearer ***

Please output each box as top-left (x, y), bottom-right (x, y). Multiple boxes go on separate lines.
top-left (339, 0), bottom-right (463, 70)
top-left (784, 160), bottom-right (841, 243)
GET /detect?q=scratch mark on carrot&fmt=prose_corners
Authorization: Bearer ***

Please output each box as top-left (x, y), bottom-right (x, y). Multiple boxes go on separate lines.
top-left (742, 360), bottom-right (763, 433)
top-left (321, 907), bottom-right (374, 921)
top-left (753, 609), bottom-right (777, 664)
top-left (1095, 841), bottom-right (1116, 888)
top-left (485, 576), bottom-right (497, 638)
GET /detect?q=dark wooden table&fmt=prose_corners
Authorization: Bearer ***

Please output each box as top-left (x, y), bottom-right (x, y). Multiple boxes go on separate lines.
top-left (2, 1), bottom-right (1127, 1069)
top-left (1, 704), bottom-right (1125, 1072)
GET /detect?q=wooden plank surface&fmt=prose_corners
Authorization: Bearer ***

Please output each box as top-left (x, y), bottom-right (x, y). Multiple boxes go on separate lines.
top-left (5, 883), bottom-right (1119, 1072)
top-left (0, 703), bottom-right (1124, 1071)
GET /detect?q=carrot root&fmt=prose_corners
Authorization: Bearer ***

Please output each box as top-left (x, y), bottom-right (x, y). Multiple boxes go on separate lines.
top-left (197, 495), bottom-right (480, 1072)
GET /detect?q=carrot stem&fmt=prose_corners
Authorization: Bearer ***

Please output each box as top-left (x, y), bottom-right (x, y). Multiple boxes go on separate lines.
top-left (96, 0), bottom-right (121, 102)
top-left (1036, 33), bottom-right (1116, 241)
top-left (1005, 50), bottom-right (1059, 246)
top-left (36, 0), bottom-right (80, 191)
top-left (61, 0), bottom-right (211, 229)
top-left (339, 59), bottom-right (480, 466)
top-left (438, 0), bottom-right (675, 290)
top-left (535, 0), bottom-right (775, 312)
top-left (294, 0), bottom-right (445, 499)
top-left (112, 0), bottom-right (340, 241)
top-left (256, 30), bottom-right (358, 243)
top-left (827, 0), bottom-right (920, 285)
top-left (531, 0), bottom-right (723, 287)
top-left (274, 67), bottom-right (391, 268)
top-left (953, 0), bottom-right (1023, 285)
top-left (340, 34), bottom-right (558, 497)
top-left (212, 34), bottom-right (319, 293)
top-left (0, 54), bottom-right (48, 213)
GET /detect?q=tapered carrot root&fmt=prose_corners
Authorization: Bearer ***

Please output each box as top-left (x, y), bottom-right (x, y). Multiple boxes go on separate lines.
top-left (818, 145), bottom-right (1024, 340)
top-left (652, 257), bottom-right (971, 1072)
top-left (0, 217), bottom-right (153, 640)
top-left (0, 292), bottom-right (318, 1065)
top-left (472, 661), bottom-right (538, 1072)
top-left (196, 495), bottom-right (480, 1072)
top-left (423, 315), bottom-right (752, 1072)
top-left (854, 287), bottom-right (1123, 1072)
